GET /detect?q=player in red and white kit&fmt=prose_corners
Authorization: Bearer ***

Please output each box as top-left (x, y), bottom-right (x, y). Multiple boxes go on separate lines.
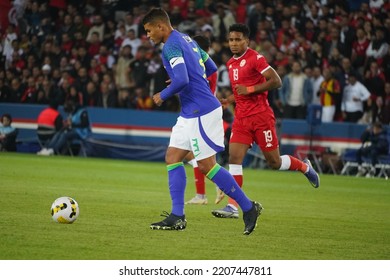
top-left (212, 23), bottom-right (320, 219)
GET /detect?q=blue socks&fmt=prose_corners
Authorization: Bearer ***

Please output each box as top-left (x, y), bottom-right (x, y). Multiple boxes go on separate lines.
top-left (207, 164), bottom-right (252, 212)
top-left (167, 163), bottom-right (186, 216)
top-left (167, 162), bottom-right (252, 215)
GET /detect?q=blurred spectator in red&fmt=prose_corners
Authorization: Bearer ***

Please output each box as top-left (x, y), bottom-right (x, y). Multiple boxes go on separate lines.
top-left (364, 60), bottom-right (386, 122)
top-left (49, 0), bottom-right (66, 18)
top-left (87, 32), bottom-right (101, 57)
top-left (351, 27), bottom-right (370, 73)
top-left (276, 19), bottom-right (294, 50)
top-left (85, 81), bottom-right (99, 107)
top-left (170, 0), bottom-right (188, 15)
top-left (377, 82), bottom-right (390, 125)
top-left (21, 76), bottom-right (38, 103)
top-left (274, 50), bottom-right (290, 68)
top-left (60, 33), bottom-right (73, 56)
top-left (94, 45), bottom-right (115, 70)
top-left (10, 51), bottom-right (26, 74)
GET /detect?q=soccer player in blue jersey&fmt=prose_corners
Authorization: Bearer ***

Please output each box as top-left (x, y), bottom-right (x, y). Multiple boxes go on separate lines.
top-left (143, 8), bottom-right (262, 235)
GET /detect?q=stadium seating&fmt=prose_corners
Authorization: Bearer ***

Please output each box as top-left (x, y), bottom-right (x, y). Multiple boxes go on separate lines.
top-left (375, 130), bottom-right (390, 179)
top-left (341, 130), bottom-right (390, 178)
top-left (340, 149), bottom-right (369, 176)
top-left (66, 138), bottom-right (88, 157)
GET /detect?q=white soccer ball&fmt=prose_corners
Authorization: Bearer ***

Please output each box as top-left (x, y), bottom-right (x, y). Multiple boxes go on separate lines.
top-left (51, 197), bottom-right (80, 224)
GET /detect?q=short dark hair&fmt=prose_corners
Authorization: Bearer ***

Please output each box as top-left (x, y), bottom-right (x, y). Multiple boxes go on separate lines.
top-left (142, 8), bottom-right (170, 26)
top-left (193, 35), bottom-right (210, 51)
top-left (229, 23), bottom-right (250, 38)
top-left (1, 113), bottom-right (12, 123)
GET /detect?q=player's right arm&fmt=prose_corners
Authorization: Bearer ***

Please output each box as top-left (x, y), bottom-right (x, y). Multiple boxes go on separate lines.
top-left (235, 67), bottom-right (282, 95)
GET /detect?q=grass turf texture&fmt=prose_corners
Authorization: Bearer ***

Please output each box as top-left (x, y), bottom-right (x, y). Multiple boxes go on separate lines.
top-left (0, 153), bottom-right (389, 260)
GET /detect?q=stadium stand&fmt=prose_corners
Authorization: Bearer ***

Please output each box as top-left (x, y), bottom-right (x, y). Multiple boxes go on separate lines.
top-left (0, 1), bottom-right (389, 177)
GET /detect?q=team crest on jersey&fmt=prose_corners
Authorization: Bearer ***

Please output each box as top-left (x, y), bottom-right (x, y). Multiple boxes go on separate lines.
top-left (229, 65), bottom-right (232, 69)
top-left (182, 35), bottom-right (193, 43)
top-left (257, 54), bottom-right (263, 60)
top-left (240, 59), bottom-right (246, 67)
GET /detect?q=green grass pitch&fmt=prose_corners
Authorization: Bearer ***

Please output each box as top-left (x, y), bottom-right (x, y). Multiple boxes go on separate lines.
top-left (0, 153), bottom-right (389, 260)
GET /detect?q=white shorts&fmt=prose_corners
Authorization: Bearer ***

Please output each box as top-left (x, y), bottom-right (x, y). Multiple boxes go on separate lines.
top-left (321, 105), bottom-right (335, 123)
top-left (169, 107), bottom-right (225, 160)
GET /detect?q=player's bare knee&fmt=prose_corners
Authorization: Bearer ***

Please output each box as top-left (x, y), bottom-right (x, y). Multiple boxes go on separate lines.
top-left (267, 159), bottom-right (281, 170)
top-left (165, 154), bottom-right (177, 165)
top-left (197, 159), bottom-right (216, 175)
top-left (197, 165), bottom-right (209, 175)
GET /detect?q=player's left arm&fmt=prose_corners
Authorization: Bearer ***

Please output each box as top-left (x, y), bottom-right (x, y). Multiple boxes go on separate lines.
top-left (153, 62), bottom-right (189, 106)
top-left (155, 44), bottom-right (190, 106)
top-left (235, 67), bottom-right (282, 95)
top-left (160, 60), bottom-right (189, 98)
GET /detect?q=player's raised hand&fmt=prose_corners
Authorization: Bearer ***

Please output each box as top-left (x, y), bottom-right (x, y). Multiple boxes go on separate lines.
top-left (153, 92), bottom-right (164, 106)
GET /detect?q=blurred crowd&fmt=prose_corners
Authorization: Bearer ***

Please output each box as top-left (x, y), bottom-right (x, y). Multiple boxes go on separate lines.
top-left (0, 0), bottom-right (389, 125)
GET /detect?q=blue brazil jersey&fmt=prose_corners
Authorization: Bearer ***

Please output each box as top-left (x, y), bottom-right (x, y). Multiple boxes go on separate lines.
top-left (161, 30), bottom-right (220, 118)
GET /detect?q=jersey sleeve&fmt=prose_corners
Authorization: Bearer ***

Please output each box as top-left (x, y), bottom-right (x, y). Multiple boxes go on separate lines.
top-left (160, 41), bottom-right (189, 101)
top-left (163, 42), bottom-right (183, 65)
top-left (199, 47), bottom-right (209, 63)
top-left (253, 53), bottom-right (271, 75)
